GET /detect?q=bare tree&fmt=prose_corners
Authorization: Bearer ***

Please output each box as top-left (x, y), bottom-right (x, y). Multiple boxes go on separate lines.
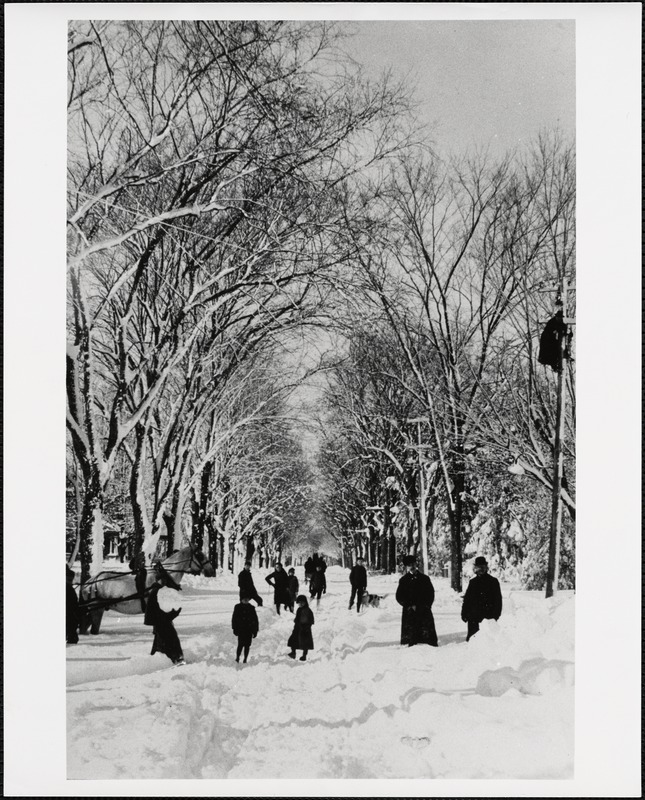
top-left (67, 20), bottom-right (410, 578)
top-left (467, 136), bottom-right (576, 525)
top-left (339, 137), bottom-right (574, 590)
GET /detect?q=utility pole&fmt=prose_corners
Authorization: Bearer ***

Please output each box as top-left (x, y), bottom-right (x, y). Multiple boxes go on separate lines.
top-left (409, 418), bottom-right (430, 576)
top-left (545, 276), bottom-right (570, 598)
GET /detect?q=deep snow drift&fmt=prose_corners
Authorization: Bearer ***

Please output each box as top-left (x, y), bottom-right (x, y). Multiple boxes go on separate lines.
top-left (67, 565), bottom-right (574, 780)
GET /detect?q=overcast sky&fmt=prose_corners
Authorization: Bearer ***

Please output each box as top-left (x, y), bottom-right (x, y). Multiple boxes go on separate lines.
top-left (342, 20), bottom-right (575, 157)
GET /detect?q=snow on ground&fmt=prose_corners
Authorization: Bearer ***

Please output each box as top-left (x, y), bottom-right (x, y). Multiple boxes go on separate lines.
top-left (67, 565), bottom-right (574, 780)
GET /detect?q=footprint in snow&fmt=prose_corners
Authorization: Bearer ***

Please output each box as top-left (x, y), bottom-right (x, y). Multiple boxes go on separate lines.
top-left (401, 735), bottom-right (431, 749)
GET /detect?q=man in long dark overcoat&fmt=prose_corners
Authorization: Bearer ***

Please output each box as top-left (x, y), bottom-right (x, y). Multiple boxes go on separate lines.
top-left (461, 555), bottom-right (502, 641)
top-left (395, 555), bottom-right (438, 647)
top-left (238, 561), bottom-right (264, 605)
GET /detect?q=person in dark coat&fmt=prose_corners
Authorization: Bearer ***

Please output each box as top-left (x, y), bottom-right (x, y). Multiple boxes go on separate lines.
top-left (538, 310), bottom-right (567, 372)
top-left (461, 556), bottom-right (503, 641)
top-left (304, 557), bottom-right (314, 585)
top-left (129, 551), bottom-right (148, 612)
top-left (395, 555), bottom-right (438, 647)
top-left (66, 565), bottom-right (80, 644)
top-left (286, 568), bottom-right (299, 612)
top-left (144, 563), bottom-right (185, 665)
top-left (231, 594), bottom-right (259, 663)
top-left (265, 563), bottom-right (290, 615)
top-left (287, 595), bottom-right (315, 661)
top-left (238, 561), bottom-right (264, 606)
top-left (117, 538), bottom-right (127, 563)
top-left (348, 556), bottom-right (368, 612)
top-left (309, 564), bottom-right (327, 606)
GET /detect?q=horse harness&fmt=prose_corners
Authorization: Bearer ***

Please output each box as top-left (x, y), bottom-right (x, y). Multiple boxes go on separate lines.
top-left (77, 545), bottom-right (211, 613)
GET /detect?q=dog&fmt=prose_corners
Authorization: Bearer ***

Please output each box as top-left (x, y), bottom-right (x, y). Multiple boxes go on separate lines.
top-left (361, 590), bottom-right (383, 609)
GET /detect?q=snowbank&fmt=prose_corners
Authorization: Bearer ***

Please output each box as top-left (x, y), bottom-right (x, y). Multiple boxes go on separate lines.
top-left (67, 568), bottom-right (574, 779)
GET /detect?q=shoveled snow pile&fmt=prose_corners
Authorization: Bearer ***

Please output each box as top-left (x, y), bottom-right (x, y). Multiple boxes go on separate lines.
top-left (67, 565), bottom-right (574, 779)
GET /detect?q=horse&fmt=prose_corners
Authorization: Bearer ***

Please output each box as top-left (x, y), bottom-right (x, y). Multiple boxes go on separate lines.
top-left (78, 545), bottom-right (214, 635)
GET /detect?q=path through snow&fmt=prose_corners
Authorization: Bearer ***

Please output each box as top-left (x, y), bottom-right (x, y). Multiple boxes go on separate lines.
top-left (67, 566), bottom-right (574, 779)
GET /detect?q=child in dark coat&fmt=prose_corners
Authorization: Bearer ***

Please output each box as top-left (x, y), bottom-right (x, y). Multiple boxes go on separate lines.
top-left (232, 595), bottom-right (260, 663)
top-left (309, 565), bottom-right (327, 606)
top-left (287, 595), bottom-right (314, 661)
top-left (286, 568), bottom-right (299, 612)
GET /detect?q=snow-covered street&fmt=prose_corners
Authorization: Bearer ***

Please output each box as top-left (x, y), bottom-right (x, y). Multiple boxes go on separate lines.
top-left (67, 566), bottom-right (574, 780)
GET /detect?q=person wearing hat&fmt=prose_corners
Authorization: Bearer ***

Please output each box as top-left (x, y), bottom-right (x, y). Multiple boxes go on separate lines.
top-left (286, 567), bottom-right (299, 613)
top-left (348, 556), bottom-right (368, 612)
top-left (308, 563), bottom-right (327, 607)
top-left (460, 556), bottom-right (503, 641)
top-left (144, 562), bottom-right (185, 665)
top-left (304, 556), bottom-right (314, 585)
top-left (265, 562), bottom-right (291, 615)
top-left (287, 595), bottom-right (315, 661)
top-left (231, 593), bottom-right (260, 664)
top-left (238, 560), bottom-right (264, 606)
top-left (66, 565), bottom-right (80, 644)
top-left (395, 555), bottom-right (438, 647)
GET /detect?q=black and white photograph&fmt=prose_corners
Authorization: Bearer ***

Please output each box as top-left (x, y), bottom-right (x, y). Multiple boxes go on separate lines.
top-left (4, 3), bottom-right (641, 797)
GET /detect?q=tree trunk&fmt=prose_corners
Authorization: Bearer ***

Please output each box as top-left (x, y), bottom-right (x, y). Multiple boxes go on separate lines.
top-left (190, 487), bottom-right (202, 550)
top-left (129, 424), bottom-right (148, 555)
top-left (246, 535), bottom-right (256, 563)
top-left (388, 532), bottom-right (397, 573)
top-left (68, 465), bottom-right (83, 566)
top-left (79, 465), bottom-right (103, 583)
top-left (191, 460), bottom-right (212, 552)
top-left (163, 509), bottom-right (176, 555)
top-left (447, 474), bottom-right (464, 592)
top-left (205, 519), bottom-right (218, 571)
top-left (217, 534), bottom-right (225, 572)
top-left (381, 500), bottom-right (393, 572)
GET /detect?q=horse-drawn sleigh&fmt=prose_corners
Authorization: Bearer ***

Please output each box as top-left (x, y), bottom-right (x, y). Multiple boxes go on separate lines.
top-left (78, 545), bottom-right (214, 635)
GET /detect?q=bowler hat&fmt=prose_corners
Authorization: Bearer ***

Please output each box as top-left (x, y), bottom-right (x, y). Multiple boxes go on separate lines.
top-left (402, 555), bottom-right (417, 566)
top-left (474, 556), bottom-right (488, 567)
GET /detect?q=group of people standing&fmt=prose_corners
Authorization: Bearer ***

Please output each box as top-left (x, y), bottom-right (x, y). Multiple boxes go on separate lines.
top-left (67, 551), bottom-right (503, 668)
top-left (263, 562), bottom-right (300, 613)
top-left (233, 560), bottom-right (315, 663)
top-left (230, 553), bottom-right (502, 665)
top-left (304, 553), bottom-right (328, 604)
top-left (394, 554), bottom-right (503, 647)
